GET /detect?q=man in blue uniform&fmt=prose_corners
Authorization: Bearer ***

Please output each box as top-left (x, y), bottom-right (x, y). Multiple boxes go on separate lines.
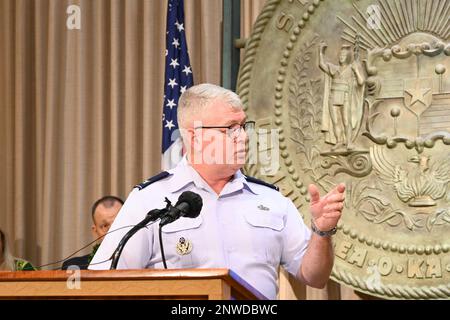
top-left (89, 83), bottom-right (345, 299)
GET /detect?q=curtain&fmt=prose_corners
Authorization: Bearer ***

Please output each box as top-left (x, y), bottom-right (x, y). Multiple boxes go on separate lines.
top-left (0, 0), bottom-right (222, 268)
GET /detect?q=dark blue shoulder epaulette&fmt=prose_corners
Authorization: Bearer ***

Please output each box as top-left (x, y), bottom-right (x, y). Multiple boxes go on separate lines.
top-left (134, 171), bottom-right (170, 191)
top-left (244, 176), bottom-right (279, 191)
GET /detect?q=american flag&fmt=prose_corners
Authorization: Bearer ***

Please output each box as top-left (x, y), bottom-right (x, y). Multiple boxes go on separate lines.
top-left (161, 0), bottom-right (193, 170)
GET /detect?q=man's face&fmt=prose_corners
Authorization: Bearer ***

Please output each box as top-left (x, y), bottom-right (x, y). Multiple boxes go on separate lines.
top-left (191, 99), bottom-right (248, 172)
top-left (91, 202), bottom-right (122, 242)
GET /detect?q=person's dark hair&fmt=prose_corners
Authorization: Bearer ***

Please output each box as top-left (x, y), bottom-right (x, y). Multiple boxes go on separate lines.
top-left (91, 196), bottom-right (124, 221)
top-left (0, 228), bottom-right (15, 270)
top-left (0, 229), bottom-right (5, 255)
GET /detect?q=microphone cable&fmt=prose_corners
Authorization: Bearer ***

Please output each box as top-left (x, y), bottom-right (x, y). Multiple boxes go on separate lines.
top-left (36, 222), bottom-right (156, 270)
top-left (158, 226), bottom-right (168, 269)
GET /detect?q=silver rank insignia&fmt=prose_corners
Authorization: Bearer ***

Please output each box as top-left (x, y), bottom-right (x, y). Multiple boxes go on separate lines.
top-left (176, 237), bottom-right (193, 255)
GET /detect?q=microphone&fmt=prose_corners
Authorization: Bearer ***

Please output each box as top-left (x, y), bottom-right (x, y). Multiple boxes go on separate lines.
top-left (109, 191), bottom-right (203, 270)
top-left (109, 206), bottom-right (167, 270)
top-left (159, 191), bottom-right (203, 227)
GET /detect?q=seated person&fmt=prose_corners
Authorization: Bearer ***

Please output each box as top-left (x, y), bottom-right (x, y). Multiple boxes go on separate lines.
top-left (62, 196), bottom-right (123, 270)
top-left (0, 228), bottom-right (36, 271)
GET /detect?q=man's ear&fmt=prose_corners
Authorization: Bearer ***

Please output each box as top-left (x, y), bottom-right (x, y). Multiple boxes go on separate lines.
top-left (183, 128), bottom-right (196, 148)
top-left (192, 129), bottom-right (206, 152)
top-left (91, 225), bottom-right (97, 239)
top-left (192, 129), bottom-right (201, 144)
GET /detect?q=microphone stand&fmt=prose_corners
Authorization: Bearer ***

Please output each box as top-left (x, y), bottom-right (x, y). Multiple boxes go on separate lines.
top-left (110, 198), bottom-right (173, 270)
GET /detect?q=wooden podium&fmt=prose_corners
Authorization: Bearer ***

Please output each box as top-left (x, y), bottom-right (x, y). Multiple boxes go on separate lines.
top-left (0, 268), bottom-right (267, 300)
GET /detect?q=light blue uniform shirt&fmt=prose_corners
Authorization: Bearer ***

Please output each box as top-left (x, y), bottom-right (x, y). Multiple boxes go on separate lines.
top-left (89, 159), bottom-right (311, 299)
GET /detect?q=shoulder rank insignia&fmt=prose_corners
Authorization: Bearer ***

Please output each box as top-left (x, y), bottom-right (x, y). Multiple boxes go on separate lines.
top-left (244, 176), bottom-right (279, 191)
top-left (134, 171), bottom-right (170, 191)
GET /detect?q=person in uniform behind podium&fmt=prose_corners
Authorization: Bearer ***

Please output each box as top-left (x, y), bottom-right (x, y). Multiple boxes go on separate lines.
top-left (89, 83), bottom-right (345, 299)
top-left (62, 196), bottom-right (123, 270)
top-left (0, 228), bottom-right (36, 271)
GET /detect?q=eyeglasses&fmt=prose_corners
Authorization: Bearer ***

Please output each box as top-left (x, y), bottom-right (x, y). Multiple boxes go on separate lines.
top-left (195, 121), bottom-right (255, 139)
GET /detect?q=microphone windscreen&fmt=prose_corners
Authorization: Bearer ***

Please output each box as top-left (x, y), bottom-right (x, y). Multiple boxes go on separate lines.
top-left (176, 191), bottom-right (203, 218)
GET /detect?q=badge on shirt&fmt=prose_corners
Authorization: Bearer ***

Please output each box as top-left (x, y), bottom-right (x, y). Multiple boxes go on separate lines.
top-left (176, 237), bottom-right (193, 255)
top-left (257, 204), bottom-right (270, 211)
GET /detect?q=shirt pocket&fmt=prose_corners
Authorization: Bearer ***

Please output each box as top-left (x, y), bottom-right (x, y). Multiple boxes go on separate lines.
top-left (243, 212), bottom-right (285, 265)
top-left (160, 216), bottom-right (203, 268)
top-left (244, 212), bottom-right (284, 231)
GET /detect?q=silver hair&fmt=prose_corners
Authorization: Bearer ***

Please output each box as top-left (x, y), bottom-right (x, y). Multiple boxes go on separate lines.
top-left (177, 83), bottom-right (243, 128)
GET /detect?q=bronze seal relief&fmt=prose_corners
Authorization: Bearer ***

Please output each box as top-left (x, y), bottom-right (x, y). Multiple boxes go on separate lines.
top-left (238, 0), bottom-right (450, 299)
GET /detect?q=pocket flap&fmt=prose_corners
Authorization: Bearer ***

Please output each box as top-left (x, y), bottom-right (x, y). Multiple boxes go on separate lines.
top-left (244, 212), bottom-right (284, 231)
top-left (161, 215), bottom-right (203, 233)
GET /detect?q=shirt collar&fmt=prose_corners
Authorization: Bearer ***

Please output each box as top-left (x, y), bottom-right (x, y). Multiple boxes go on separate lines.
top-left (167, 157), bottom-right (195, 193)
top-left (168, 157), bottom-right (258, 195)
top-left (240, 172), bottom-right (259, 195)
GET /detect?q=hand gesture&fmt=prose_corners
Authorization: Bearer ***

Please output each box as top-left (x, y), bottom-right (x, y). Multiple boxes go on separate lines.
top-left (308, 183), bottom-right (345, 232)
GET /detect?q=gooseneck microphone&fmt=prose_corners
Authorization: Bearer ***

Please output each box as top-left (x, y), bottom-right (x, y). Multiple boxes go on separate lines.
top-left (109, 191), bottom-right (203, 270)
top-left (158, 191), bottom-right (203, 269)
top-left (109, 206), bottom-right (169, 270)
top-left (159, 191), bottom-right (203, 226)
